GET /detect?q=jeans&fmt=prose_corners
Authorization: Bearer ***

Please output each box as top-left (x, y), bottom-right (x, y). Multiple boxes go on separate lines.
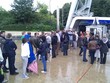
top-left (63, 44), bottom-right (68, 56)
top-left (100, 52), bottom-right (107, 64)
top-left (89, 50), bottom-right (96, 64)
top-left (41, 55), bottom-right (47, 71)
top-left (83, 46), bottom-right (87, 61)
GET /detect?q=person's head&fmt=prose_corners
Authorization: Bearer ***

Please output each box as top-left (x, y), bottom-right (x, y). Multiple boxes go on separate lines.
top-left (95, 35), bottom-right (99, 39)
top-left (29, 37), bottom-right (35, 45)
top-left (89, 32), bottom-right (94, 37)
top-left (41, 31), bottom-right (44, 35)
top-left (22, 31), bottom-right (26, 35)
top-left (27, 32), bottom-right (31, 36)
top-left (0, 31), bottom-right (5, 37)
top-left (22, 38), bottom-right (28, 44)
top-left (34, 33), bottom-right (37, 37)
top-left (6, 33), bottom-right (12, 39)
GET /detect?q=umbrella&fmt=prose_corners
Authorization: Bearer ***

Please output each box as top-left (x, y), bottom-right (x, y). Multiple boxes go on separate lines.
top-left (28, 60), bottom-right (38, 74)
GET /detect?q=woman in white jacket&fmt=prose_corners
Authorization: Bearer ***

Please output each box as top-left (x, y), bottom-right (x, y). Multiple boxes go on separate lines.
top-left (21, 38), bottom-right (30, 79)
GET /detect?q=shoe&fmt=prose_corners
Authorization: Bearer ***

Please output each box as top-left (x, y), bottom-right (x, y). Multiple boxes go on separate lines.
top-left (2, 79), bottom-right (8, 83)
top-left (3, 70), bottom-right (9, 73)
top-left (41, 71), bottom-right (47, 74)
top-left (14, 68), bottom-right (17, 70)
top-left (83, 60), bottom-right (88, 62)
top-left (10, 72), bottom-right (19, 75)
top-left (5, 67), bottom-right (9, 70)
top-left (22, 75), bottom-right (29, 79)
top-left (100, 62), bottom-right (103, 64)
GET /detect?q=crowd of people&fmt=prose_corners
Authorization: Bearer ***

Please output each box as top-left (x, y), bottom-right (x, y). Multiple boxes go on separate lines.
top-left (0, 30), bottom-right (109, 82)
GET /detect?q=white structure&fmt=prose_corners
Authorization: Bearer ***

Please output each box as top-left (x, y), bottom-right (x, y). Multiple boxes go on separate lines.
top-left (65, 0), bottom-right (110, 30)
top-left (65, 0), bottom-right (93, 30)
top-left (86, 25), bottom-right (107, 39)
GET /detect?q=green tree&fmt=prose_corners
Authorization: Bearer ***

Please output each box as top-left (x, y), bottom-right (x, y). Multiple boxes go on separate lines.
top-left (11, 0), bottom-right (35, 23)
top-left (53, 3), bottom-right (71, 28)
top-left (91, 0), bottom-right (110, 17)
top-left (38, 3), bottom-right (48, 14)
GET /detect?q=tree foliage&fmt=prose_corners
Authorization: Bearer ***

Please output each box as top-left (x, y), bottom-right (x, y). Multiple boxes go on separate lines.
top-left (91, 0), bottom-right (110, 17)
top-left (11, 0), bottom-right (35, 23)
top-left (0, 1), bottom-right (56, 31)
top-left (53, 3), bottom-right (71, 28)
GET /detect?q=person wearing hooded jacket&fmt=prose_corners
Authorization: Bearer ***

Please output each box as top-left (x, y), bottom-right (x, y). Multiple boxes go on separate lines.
top-left (100, 35), bottom-right (109, 64)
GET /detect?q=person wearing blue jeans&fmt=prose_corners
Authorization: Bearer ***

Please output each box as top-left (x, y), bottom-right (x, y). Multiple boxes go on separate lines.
top-left (82, 33), bottom-right (88, 62)
top-left (39, 36), bottom-right (48, 73)
top-left (41, 55), bottom-right (47, 72)
top-left (83, 46), bottom-right (88, 62)
top-left (89, 50), bottom-right (96, 64)
top-left (63, 44), bottom-right (68, 56)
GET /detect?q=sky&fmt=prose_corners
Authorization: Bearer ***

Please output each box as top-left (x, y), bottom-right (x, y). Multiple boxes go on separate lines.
top-left (0, 0), bottom-right (72, 13)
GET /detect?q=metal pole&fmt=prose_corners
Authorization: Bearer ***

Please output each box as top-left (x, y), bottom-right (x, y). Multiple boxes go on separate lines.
top-left (62, 7), bottom-right (64, 27)
top-left (49, 0), bottom-right (51, 28)
top-left (57, 5), bottom-right (60, 30)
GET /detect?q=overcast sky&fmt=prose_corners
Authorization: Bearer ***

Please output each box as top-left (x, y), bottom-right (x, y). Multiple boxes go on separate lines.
top-left (0, 0), bottom-right (72, 12)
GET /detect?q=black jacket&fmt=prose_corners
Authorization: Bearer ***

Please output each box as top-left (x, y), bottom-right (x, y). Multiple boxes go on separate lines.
top-left (51, 35), bottom-right (58, 45)
top-left (0, 36), bottom-right (6, 53)
top-left (100, 40), bottom-right (109, 53)
top-left (4, 39), bottom-right (17, 56)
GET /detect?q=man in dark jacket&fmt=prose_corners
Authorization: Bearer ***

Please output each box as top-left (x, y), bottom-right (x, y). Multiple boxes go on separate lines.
top-left (5, 33), bottom-right (19, 75)
top-left (61, 32), bottom-right (69, 56)
top-left (39, 36), bottom-right (48, 73)
top-left (0, 31), bottom-right (9, 73)
top-left (51, 32), bottom-right (58, 58)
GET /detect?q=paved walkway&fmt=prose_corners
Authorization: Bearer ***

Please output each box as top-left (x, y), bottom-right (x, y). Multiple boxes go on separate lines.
top-left (5, 41), bottom-right (110, 83)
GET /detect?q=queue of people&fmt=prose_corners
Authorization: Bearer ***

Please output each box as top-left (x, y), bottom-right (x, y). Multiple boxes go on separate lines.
top-left (0, 30), bottom-right (109, 82)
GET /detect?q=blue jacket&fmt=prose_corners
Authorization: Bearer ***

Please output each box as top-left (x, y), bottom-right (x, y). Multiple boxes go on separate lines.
top-left (28, 42), bottom-right (36, 64)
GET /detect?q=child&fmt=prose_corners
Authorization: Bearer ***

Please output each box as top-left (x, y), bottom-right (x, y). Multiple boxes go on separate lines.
top-left (21, 38), bottom-right (30, 79)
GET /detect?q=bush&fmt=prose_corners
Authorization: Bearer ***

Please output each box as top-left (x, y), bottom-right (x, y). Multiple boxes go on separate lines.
top-left (0, 23), bottom-right (56, 31)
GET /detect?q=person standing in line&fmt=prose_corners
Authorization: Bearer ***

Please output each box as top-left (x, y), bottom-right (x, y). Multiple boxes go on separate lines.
top-left (51, 32), bottom-right (58, 58)
top-left (100, 35), bottom-right (109, 64)
top-left (21, 38), bottom-right (30, 79)
top-left (94, 35), bottom-right (101, 62)
top-left (78, 32), bottom-right (84, 56)
top-left (56, 30), bottom-right (60, 55)
top-left (88, 37), bottom-right (97, 64)
top-left (28, 38), bottom-right (36, 65)
top-left (75, 31), bottom-right (78, 48)
top-left (5, 33), bottom-right (19, 75)
top-left (68, 30), bottom-right (73, 48)
top-left (38, 37), bottom-right (48, 73)
top-left (82, 32), bottom-right (88, 62)
top-left (46, 33), bottom-right (51, 49)
top-left (73, 31), bottom-right (77, 49)
top-left (0, 31), bottom-right (9, 73)
top-left (21, 32), bottom-right (26, 40)
top-left (61, 32), bottom-right (69, 56)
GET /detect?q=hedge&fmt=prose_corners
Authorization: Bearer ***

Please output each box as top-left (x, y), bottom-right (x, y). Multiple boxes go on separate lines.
top-left (0, 23), bottom-right (56, 31)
